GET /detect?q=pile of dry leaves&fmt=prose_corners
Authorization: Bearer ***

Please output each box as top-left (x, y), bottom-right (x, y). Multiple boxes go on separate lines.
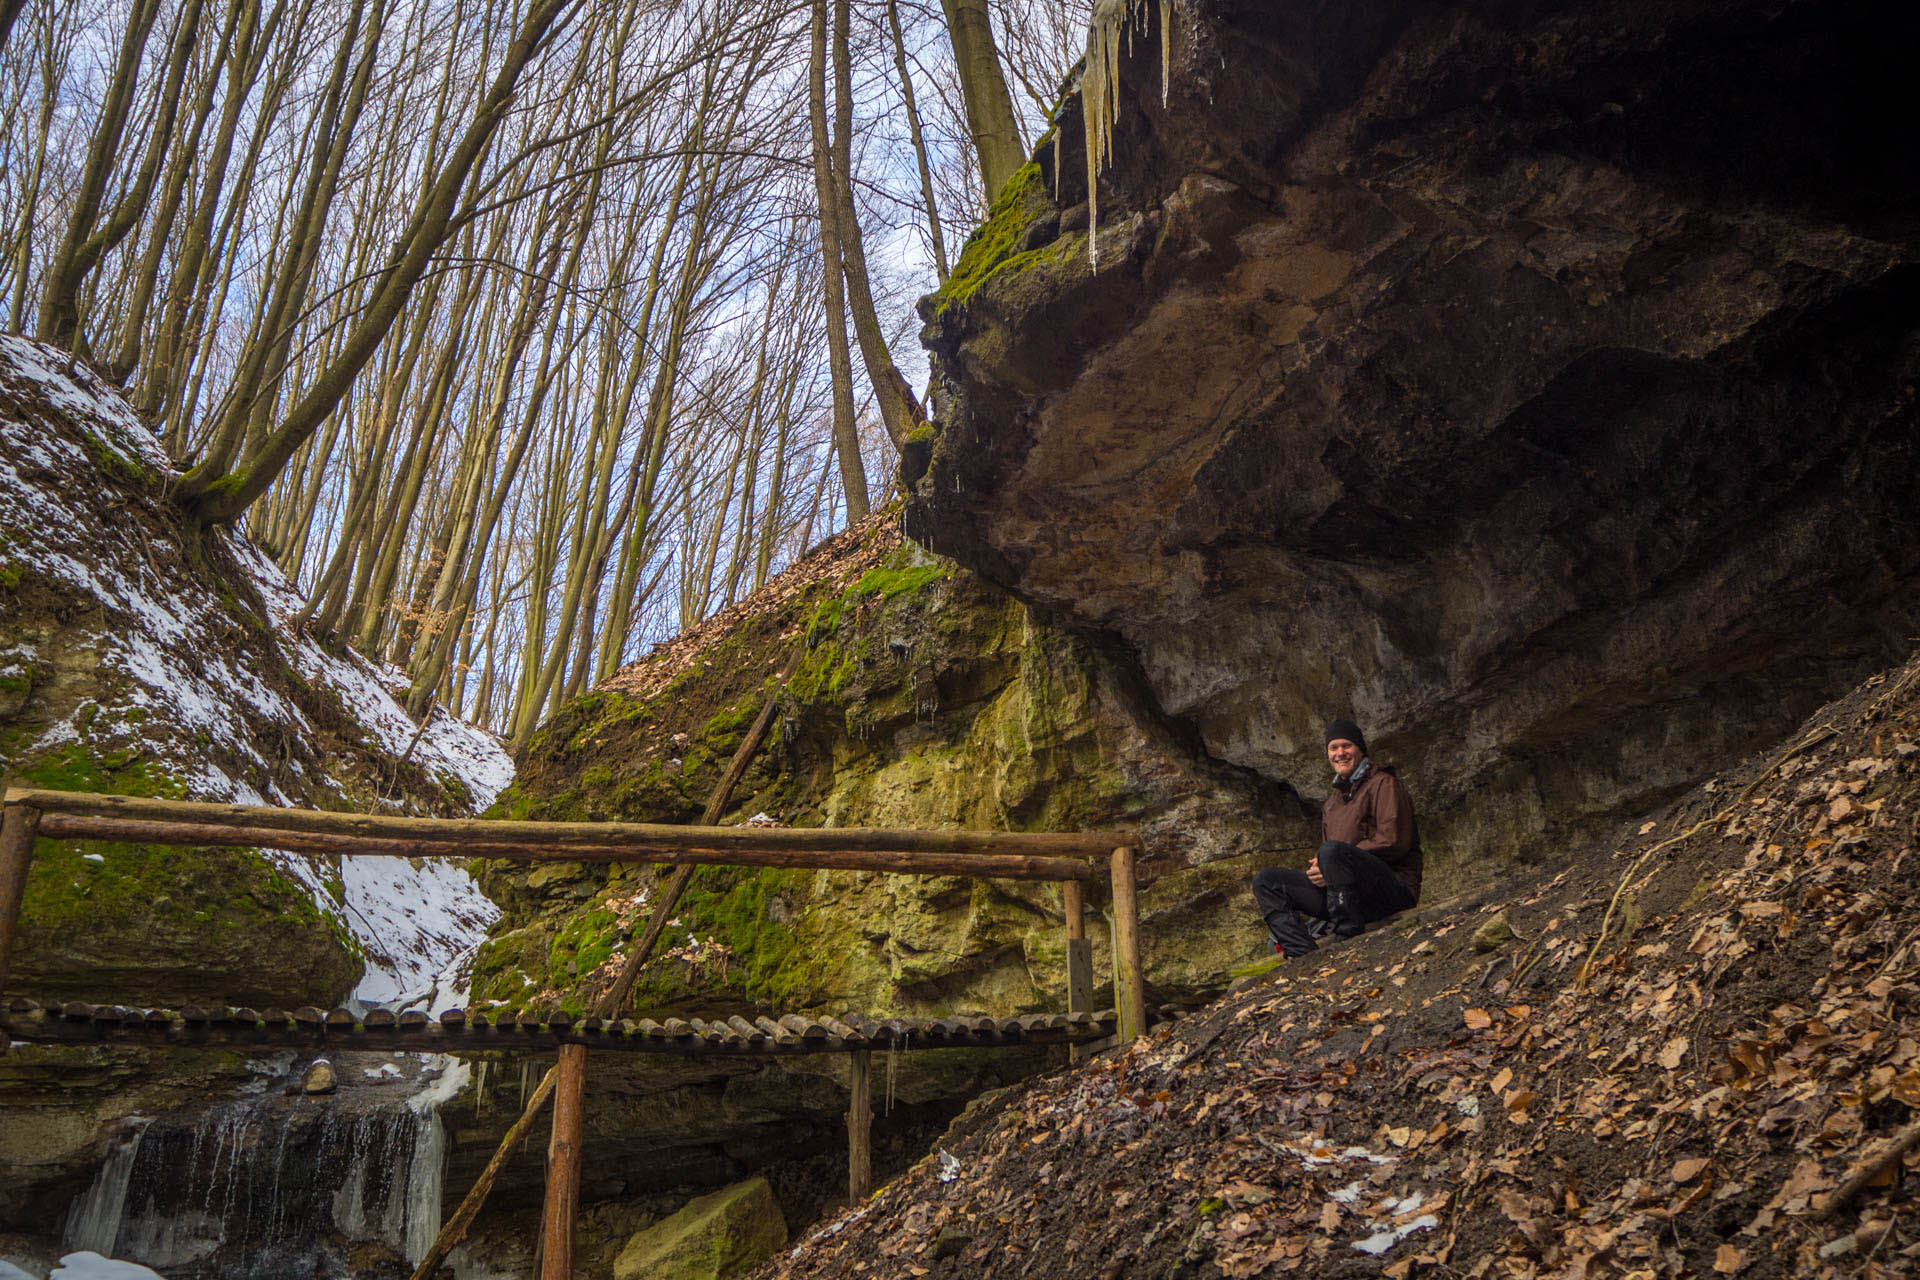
top-left (756, 652), bottom-right (1920, 1279)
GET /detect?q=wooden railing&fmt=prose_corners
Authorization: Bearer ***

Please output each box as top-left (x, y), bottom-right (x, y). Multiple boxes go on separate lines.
top-left (0, 786), bottom-right (1148, 1273)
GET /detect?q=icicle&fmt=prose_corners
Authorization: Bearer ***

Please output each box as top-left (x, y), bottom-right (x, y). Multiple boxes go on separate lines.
top-left (1082, 0), bottom-right (1172, 269)
top-left (1161, 0), bottom-right (1171, 106)
top-left (401, 1112), bottom-right (447, 1266)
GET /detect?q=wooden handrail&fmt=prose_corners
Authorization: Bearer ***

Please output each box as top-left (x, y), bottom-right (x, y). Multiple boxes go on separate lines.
top-left (0, 787), bottom-right (1153, 1268)
top-left (31, 813), bottom-right (1101, 883)
top-left (3, 788), bottom-right (1138, 857)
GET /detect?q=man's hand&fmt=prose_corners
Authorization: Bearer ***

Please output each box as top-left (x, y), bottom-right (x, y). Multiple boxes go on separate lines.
top-left (1306, 856), bottom-right (1325, 887)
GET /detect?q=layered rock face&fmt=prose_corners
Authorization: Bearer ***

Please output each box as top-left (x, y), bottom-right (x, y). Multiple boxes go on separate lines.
top-left (910, 0), bottom-right (1920, 884)
top-left (479, 515), bottom-right (1305, 1018)
top-left (462, 517), bottom-right (1304, 1262)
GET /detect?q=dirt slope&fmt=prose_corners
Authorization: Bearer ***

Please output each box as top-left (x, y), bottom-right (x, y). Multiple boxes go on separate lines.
top-left (757, 649), bottom-right (1920, 1279)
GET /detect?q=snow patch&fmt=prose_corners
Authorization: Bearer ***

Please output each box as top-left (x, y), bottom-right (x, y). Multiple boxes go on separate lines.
top-left (50, 1255), bottom-right (166, 1280)
top-left (0, 336), bottom-right (513, 1008)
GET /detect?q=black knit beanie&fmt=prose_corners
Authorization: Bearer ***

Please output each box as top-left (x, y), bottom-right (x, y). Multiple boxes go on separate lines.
top-left (1325, 719), bottom-right (1368, 756)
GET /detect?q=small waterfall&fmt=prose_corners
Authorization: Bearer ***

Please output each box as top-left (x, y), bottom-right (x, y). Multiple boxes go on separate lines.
top-left (64, 1118), bottom-right (151, 1255)
top-left (61, 1057), bottom-right (461, 1277)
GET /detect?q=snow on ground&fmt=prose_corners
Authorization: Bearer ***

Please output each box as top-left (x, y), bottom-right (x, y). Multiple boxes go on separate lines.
top-left (341, 857), bottom-right (499, 1009)
top-left (49, 1255), bottom-right (164, 1280)
top-left (222, 536), bottom-right (515, 811)
top-left (0, 335), bottom-right (512, 1009)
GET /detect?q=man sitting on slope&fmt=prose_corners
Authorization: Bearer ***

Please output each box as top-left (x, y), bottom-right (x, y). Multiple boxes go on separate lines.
top-left (1253, 719), bottom-right (1422, 958)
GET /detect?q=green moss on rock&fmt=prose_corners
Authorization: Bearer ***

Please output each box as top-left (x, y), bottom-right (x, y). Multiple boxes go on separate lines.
top-left (7, 745), bottom-right (361, 1006)
top-left (923, 162), bottom-right (1056, 318)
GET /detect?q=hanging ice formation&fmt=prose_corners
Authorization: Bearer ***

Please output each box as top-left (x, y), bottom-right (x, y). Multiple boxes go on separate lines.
top-left (60, 1060), bottom-right (463, 1277)
top-left (1083, 0), bottom-right (1173, 268)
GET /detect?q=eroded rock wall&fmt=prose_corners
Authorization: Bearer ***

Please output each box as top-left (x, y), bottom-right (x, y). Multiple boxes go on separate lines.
top-left (908, 0), bottom-right (1920, 887)
top-left (478, 513), bottom-right (1307, 1020)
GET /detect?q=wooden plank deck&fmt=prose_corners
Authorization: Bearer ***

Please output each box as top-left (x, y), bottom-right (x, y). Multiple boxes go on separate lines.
top-left (1, 997), bottom-right (1154, 1056)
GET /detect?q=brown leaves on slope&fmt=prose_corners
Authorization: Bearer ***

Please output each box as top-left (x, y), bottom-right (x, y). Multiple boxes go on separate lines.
top-left (601, 510), bottom-right (900, 703)
top-left (755, 651), bottom-right (1920, 1280)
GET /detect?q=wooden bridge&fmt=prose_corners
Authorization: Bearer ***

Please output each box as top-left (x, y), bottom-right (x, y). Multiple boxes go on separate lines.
top-left (0, 998), bottom-right (1146, 1055)
top-left (0, 786), bottom-right (1149, 1279)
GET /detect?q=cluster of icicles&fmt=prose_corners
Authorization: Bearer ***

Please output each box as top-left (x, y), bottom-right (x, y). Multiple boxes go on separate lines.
top-left (63, 1077), bottom-right (450, 1278)
top-left (1079, 0), bottom-right (1173, 268)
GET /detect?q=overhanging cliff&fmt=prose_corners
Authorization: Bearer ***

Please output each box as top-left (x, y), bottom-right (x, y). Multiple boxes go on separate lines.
top-left (908, 0), bottom-right (1920, 887)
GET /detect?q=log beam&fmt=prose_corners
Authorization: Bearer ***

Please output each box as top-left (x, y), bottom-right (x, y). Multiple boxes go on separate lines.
top-left (0, 1001), bottom-right (1126, 1054)
top-left (8, 789), bottom-right (1135, 857)
top-left (540, 1044), bottom-right (587, 1280)
top-left (1110, 844), bottom-right (1145, 1043)
top-left (31, 813), bottom-right (1101, 884)
top-left (848, 1049), bottom-right (872, 1202)
top-left (0, 803), bottom-right (39, 998)
top-left (1063, 879), bottom-right (1094, 1064)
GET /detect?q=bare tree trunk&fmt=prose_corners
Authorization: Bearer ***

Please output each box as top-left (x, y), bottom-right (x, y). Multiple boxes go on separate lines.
top-left (177, 0), bottom-right (584, 524)
top-left (807, 0), bottom-right (868, 522)
top-left (829, 0), bottom-right (922, 451)
top-left (887, 0), bottom-right (949, 282)
top-left (940, 0), bottom-right (1026, 201)
top-left (35, 0), bottom-right (166, 349)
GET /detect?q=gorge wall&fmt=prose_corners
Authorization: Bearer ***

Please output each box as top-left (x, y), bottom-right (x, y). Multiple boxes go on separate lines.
top-left (473, 4), bottom-right (1920, 1254)
top-left (477, 514), bottom-right (1303, 1020)
top-left (0, 335), bottom-right (509, 1240)
top-left (909, 0), bottom-right (1920, 885)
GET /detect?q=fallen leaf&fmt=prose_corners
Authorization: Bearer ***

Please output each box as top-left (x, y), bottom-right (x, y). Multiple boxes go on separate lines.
top-left (1658, 1036), bottom-right (1689, 1070)
top-left (1464, 1008), bottom-right (1493, 1031)
top-left (1672, 1157), bottom-right (1711, 1184)
top-left (1714, 1243), bottom-right (1744, 1273)
top-left (1319, 1201), bottom-right (1341, 1231)
top-left (1490, 1067), bottom-right (1513, 1094)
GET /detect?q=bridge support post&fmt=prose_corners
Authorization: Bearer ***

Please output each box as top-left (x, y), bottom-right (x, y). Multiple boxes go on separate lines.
top-left (848, 1049), bottom-right (872, 1201)
top-left (1063, 880), bottom-right (1093, 1062)
top-left (1110, 845), bottom-right (1145, 1042)
top-left (0, 802), bottom-right (41, 999)
top-left (539, 1044), bottom-right (588, 1280)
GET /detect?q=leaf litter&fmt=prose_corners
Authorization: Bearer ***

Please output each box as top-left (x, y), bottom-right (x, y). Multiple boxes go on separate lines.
top-left (756, 649), bottom-right (1920, 1279)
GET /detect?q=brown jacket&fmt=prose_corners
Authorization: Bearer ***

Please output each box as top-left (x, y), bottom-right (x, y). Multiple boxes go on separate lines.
top-left (1323, 763), bottom-right (1422, 898)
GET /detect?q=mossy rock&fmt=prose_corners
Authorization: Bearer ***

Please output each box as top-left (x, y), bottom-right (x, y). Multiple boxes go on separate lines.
top-left (485, 516), bottom-right (1303, 1023)
top-left (4, 743), bottom-right (361, 1007)
top-left (612, 1176), bottom-right (788, 1280)
top-left (920, 162), bottom-right (1061, 322)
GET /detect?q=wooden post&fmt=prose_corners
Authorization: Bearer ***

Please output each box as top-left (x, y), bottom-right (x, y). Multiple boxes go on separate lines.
top-left (1110, 845), bottom-right (1145, 1042)
top-left (539, 1044), bottom-right (588, 1280)
top-left (1063, 879), bottom-right (1093, 1062)
top-left (848, 1049), bottom-right (872, 1202)
top-left (0, 803), bottom-right (41, 997)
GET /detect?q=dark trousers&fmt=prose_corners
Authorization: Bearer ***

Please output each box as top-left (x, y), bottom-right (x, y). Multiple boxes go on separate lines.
top-left (1251, 841), bottom-right (1416, 957)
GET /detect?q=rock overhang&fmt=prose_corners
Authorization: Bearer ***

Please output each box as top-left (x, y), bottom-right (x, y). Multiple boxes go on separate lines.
top-left (907, 0), bottom-right (1920, 884)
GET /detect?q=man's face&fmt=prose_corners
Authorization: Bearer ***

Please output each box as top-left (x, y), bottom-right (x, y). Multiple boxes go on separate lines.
top-left (1327, 738), bottom-right (1361, 776)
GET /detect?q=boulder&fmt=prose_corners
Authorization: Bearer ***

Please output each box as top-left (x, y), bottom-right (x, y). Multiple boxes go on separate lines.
top-left (300, 1060), bottom-right (337, 1095)
top-left (612, 1176), bottom-right (787, 1280)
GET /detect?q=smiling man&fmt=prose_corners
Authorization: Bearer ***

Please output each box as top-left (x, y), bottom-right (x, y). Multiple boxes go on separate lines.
top-left (1252, 719), bottom-right (1423, 958)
